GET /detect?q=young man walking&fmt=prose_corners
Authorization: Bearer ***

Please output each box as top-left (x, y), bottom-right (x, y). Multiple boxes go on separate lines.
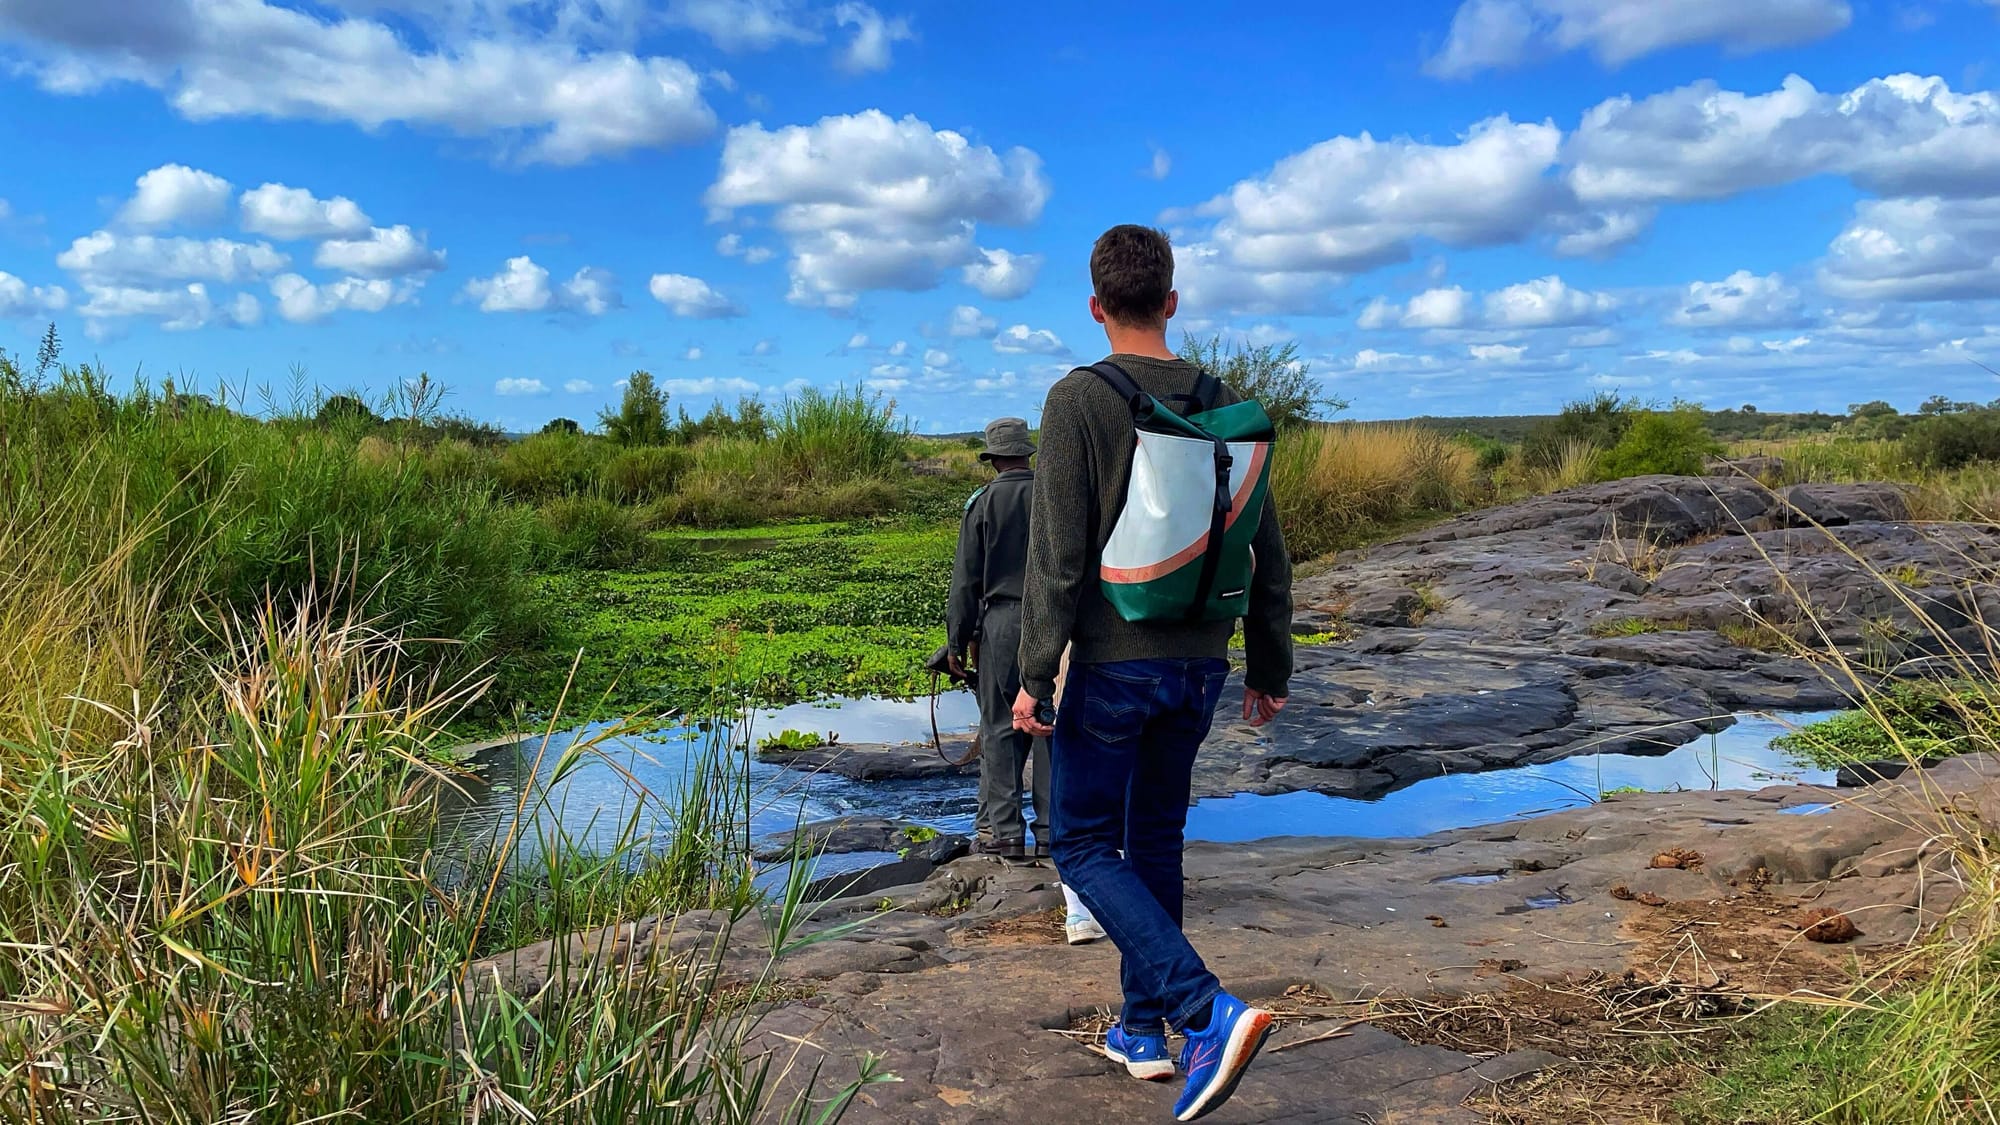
top-left (1014, 225), bottom-right (1294, 1121)
top-left (946, 417), bottom-right (1051, 860)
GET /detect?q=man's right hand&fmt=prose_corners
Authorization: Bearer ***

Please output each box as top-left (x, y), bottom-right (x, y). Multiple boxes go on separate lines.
top-left (1243, 688), bottom-right (1286, 728)
top-left (947, 649), bottom-right (966, 677)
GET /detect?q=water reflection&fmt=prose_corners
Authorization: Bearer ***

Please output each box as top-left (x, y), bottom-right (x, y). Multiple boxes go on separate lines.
top-left (1183, 713), bottom-right (1839, 843)
top-left (442, 701), bottom-right (1841, 866)
top-left (439, 693), bottom-right (984, 865)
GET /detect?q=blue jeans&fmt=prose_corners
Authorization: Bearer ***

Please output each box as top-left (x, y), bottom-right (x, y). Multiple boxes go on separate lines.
top-left (1050, 657), bottom-right (1231, 1036)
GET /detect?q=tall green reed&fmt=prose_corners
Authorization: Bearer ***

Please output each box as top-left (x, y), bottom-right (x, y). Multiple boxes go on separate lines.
top-left (0, 589), bottom-right (879, 1122)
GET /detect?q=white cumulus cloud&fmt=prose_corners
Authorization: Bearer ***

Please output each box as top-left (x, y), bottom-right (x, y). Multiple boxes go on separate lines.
top-left (1566, 73), bottom-right (2000, 206)
top-left (1357, 276), bottom-right (1617, 330)
top-left (659, 376), bottom-right (761, 397)
top-left (0, 0), bottom-right (717, 165)
top-left (460, 257), bottom-right (622, 315)
top-left (239, 182), bottom-right (372, 240)
top-left (962, 247), bottom-right (1042, 300)
top-left (270, 273), bottom-right (405, 323)
top-left (1427, 0), bottom-right (1851, 78)
top-left (649, 272), bottom-right (742, 317)
top-left (943, 304), bottom-right (998, 338)
top-left (1820, 196), bottom-right (2000, 301)
top-left (314, 225), bottom-right (445, 278)
top-left (1484, 275), bottom-right (1619, 327)
top-left (565, 378), bottom-right (594, 393)
top-left (1670, 269), bottom-right (1804, 327)
top-left (833, 2), bottom-right (913, 73)
top-left (58, 230), bottom-right (288, 285)
top-left (1404, 287), bottom-right (1474, 329)
top-left (706, 109), bottom-right (1048, 308)
top-left (117, 163), bottom-right (233, 227)
top-left (78, 281), bottom-right (260, 333)
top-left (716, 232), bottom-right (776, 264)
top-left (1173, 116), bottom-right (1566, 313)
top-left (463, 255), bottom-right (552, 313)
top-left (561, 267), bottom-right (621, 315)
top-left (495, 377), bottom-right (548, 396)
top-left (0, 271), bottom-right (68, 317)
top-left (662, 0), bottom-right (820, 52)
top-left (992, 323), bottom-right (1066, 355)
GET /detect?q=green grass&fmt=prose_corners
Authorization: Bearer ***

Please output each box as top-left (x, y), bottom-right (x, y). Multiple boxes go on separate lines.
top-left (0, 590), bottom-right (883, 1122)
top-left (1773, 681), bottom-right (1981, 769)
top-left (1587, 616), bottom-right (1696, 638)
top-left (1677, 1008), bottom-right (1882, 1123)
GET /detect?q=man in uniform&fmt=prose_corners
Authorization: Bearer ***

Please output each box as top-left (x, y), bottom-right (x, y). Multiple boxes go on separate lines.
top-left (946, 417), bottom-right (1050, 859)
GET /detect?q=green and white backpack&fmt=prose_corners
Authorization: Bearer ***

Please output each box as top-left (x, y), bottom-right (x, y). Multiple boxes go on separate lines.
top-left (1089, 361), bottom-right (1276, 624)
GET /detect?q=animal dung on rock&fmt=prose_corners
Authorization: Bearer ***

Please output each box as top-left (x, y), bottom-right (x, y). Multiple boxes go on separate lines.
top-left (1798, 907), bottom-right (1861, 944)
top-left (1649, 848), bottom-right (1704, 871)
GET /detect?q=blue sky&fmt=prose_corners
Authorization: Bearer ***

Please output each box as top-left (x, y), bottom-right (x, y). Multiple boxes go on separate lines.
top-left (2, 0), bottom-right (1999, 431)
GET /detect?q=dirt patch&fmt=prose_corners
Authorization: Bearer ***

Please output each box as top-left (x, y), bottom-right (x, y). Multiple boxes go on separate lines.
top-left (957, 908), bottom-right (1065, 947)
top-left (1622, 894), bottom-right (1890, 996)
top-left (1373, 894), bottom-right (1907, 1123)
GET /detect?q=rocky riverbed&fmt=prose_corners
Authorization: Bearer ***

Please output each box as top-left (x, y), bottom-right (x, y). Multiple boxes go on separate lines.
top-left (770, 475), bottom-right (2000, 800)
top-left (471, 753), bottom-right (2000, 1122)
top-left (469, 476), bottom-right (2000, 1122)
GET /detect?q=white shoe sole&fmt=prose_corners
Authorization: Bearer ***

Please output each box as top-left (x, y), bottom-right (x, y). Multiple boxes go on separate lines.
top-left (1176, 1007), bottom-right (1273, 1122)
top-left (1065, 920), bottom-right (1107, 945)
top-left (1103, 1045), bottom-right (1175, 1082)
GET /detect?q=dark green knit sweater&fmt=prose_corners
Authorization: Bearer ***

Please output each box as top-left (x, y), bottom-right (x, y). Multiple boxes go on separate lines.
top-left (1019, 353), bottom-right (1294, 700)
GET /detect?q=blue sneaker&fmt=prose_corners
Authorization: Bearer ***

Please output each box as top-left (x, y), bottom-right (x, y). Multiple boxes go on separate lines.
top-left (1104, 1022), bottom-right (1175, 1081)
top-left (1172, 993), bottom-right (1273, 1122)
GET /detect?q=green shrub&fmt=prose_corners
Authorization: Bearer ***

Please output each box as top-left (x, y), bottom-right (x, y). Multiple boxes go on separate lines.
top-left (0, 371), bottom-right (545, 700)
top-left (603, 446), bottom-right (690, 502)
top-left (535, 494), bottom-right (650, 569)
top-left (601, 370), bottom-right (671, 446)
top-left (316, 392), bottom-right (382, 431)
top-left (1904, 408), bottom-right (2000, 470)
top-left (1452, 432), bottom-right (1510, 472)
top-left (772, 385), bottom-right (907, 485)
top-left (1522, 393), bottom-right (1639, 469)
top-left (792, 477), bottom-right (901, 521)
top-left (1177, 334), bottom-right (1346, 431)
top-left (423, 437), bottom-right (493, 491)
top-left (497, 429), bottom-right (600, 500)
top-left (1598, 405), bottom-right (1722, 479)
top-left (674, 397), bottom-right (771, 444)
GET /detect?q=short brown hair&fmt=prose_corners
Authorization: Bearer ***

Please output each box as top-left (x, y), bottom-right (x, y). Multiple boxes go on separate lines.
top-left (1090, 225), bottom-right (1174, 326)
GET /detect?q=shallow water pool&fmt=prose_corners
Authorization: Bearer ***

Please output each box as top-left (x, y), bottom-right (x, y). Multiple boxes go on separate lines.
top-left (440, 697), bottom-right (1840, 866)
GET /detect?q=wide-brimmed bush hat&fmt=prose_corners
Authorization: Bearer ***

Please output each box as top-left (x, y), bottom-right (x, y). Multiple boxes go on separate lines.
top-left (979, 416), bottom-right (1036, 461)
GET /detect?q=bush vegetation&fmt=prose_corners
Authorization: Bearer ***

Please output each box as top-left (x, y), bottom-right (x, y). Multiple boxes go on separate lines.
top-left (0, 348), bottom-right (894, 1118)
top-left (0, 582), bottom-right (879, 1120)
top-left (1179, 333), bottom-right (1346, 431)
top-left (1598, 402), bottom-right (1724, 478)
top-left (1270, 423), bottom-right (1480, 558)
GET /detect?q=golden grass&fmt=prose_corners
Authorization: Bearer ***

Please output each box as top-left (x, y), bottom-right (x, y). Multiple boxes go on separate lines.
top-left (1273, 423), bottom-right (1479, 559)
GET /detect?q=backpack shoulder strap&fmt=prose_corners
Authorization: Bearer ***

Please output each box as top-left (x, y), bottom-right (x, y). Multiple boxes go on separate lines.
top-left (1163, 369), bottom-right (1223, 418)
top-left (1085, 361), bottom-right (1152, 419)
